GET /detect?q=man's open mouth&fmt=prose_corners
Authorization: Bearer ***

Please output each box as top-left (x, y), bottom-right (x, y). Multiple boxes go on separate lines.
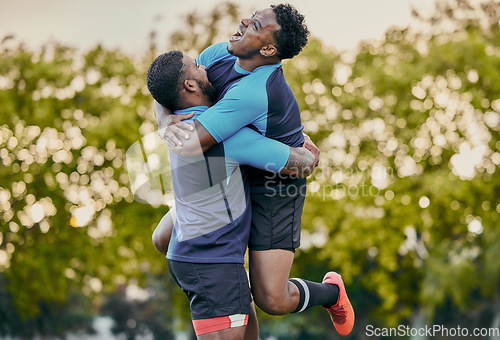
top-left (230, 25), bottom-right (243, 42)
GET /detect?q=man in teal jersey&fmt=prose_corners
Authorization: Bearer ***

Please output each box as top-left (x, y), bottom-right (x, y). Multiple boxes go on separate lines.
top-left (147, 51), bottom-right (316, 339)
top-left (154, 4), bottom-right (354, 337)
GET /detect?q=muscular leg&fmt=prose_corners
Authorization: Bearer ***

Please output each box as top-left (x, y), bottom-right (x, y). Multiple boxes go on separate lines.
top-left (195, 304), bottom-right (258, 340)
top-left (249, 249), bottom-right (300, 315)
top-left (244, 302), bottom-right (259, 340)
top-left (249, 249), bottom-right (339, 316)
top-left (195, 304), bottom-right (257, 340)
top-left (248, 185), bottom-right (340, 317)
top-left (198, 326), bottom-right (246, 340)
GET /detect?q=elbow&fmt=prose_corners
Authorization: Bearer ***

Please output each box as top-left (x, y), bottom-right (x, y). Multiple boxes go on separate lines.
top-left (152, 228), bottom-right (168, 255)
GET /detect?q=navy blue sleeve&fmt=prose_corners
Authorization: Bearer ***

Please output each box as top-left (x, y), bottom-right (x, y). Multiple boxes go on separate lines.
top-left (223, 128), bottom-right (290, 172)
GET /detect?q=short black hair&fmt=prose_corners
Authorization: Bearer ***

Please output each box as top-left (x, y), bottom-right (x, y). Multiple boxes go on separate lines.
top-left (270, 4), bottom-right (310, 60)
top-left (146, 51), bottom-right (185, 110)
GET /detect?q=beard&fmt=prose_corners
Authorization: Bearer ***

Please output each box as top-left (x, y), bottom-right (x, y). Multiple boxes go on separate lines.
top-left (196, 79), bottom-right (218, 105)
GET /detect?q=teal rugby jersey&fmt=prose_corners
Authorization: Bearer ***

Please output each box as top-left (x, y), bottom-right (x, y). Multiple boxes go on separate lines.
top-left (166, 106), bottom-right (290, 264)
top-left (196, 42), bottom-right (306, 194)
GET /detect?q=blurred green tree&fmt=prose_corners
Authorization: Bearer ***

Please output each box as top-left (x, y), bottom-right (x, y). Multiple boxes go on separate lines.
top-left (283, 0), bottom-right (500, 335)
top-left (0, 37), bottom-right (186, 337)
top-left (169, 2), bottom-right (241, 55)
top-left (0, 0), bottom-right (499, 338)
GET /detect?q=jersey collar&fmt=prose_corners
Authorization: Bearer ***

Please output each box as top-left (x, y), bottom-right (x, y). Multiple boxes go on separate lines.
top-left (234, 61), bottom-right (282, 75)
top-left (173, 106), bottom-right (209, 115)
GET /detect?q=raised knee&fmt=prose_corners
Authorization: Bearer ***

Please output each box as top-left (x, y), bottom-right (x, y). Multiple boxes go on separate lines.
top-left (254, 293), bottom-right (287, 315)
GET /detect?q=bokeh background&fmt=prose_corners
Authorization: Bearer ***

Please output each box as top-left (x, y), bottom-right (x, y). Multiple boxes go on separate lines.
top-left (1, 0), bottom-right (499, 339)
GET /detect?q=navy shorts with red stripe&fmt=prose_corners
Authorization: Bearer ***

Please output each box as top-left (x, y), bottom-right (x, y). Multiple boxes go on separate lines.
top-left (168, 260), bottom-right (252, 335)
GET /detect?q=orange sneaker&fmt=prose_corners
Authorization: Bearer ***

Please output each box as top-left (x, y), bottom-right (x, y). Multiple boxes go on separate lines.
top-left (322, 272), bottom-right (355, 336)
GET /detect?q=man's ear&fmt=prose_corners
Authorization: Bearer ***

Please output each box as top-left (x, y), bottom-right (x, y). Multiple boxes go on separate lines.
top-left (260, 44), bottom-right (278, 57)
top-left (183, 79), bottom-right (197, 92)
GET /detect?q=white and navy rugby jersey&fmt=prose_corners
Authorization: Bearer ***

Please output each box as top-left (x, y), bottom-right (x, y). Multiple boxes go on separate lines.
top-left (196, 42), bottom-right (305, 193)
top-left (166, 106), bottom-right (290, 264)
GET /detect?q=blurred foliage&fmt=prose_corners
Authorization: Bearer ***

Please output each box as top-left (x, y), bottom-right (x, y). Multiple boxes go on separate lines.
top-left (0, 36), bottom-right (185, 337)
top-left (169, 2), bottom-right (241, 56)
top-left (99, 274), bottom-right (178, 340)
top-left (0, 0), bottom-right (499, 338)
top-left (0, 273), bottom-right (94, 338)
top-left (283, 0), bottom-right (500, 336)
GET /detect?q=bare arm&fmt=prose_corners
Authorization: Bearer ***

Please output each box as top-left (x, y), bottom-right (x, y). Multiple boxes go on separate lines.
top-left (279, 134), bottom-right (320, 177)
top-left (152, 207), bottom-right (176, 255)
top-left (154, 101), bottom-right (216, 156)
top-left (280, 147), bottom-right (315, 177)
top-left (167, 120), bottom-right (217, 157)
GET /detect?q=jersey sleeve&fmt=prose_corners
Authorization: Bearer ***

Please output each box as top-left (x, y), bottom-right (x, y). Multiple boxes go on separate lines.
top-left (196, 42), bottom-right (230, 68)
top-left (223, 127), bottom-right (290, 172)
top-left (196, 79), bottom-right (268, 143)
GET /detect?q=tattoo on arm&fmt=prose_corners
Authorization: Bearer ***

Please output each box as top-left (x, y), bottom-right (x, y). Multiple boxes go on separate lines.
top-left (283, 147), bottom-right (314, 177)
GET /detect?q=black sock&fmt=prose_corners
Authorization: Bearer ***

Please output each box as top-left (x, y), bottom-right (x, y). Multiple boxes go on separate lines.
top-left (289, 278), bottom-right (339, 313)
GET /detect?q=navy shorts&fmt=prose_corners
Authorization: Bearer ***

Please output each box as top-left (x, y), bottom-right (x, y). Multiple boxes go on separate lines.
top-left (167, 260), bottom-right (252, 335)
top-left (248, 178), bottom-right (307, 251)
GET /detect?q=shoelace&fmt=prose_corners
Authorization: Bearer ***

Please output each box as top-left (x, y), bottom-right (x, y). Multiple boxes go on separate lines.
top-left (328, 303), bottom-right (347, 325)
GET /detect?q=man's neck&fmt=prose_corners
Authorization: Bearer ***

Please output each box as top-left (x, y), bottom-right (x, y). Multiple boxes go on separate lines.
top-left (236, 56), bottom-right (281, 72)
top-left (180, 97), bottom-right (211, 110)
